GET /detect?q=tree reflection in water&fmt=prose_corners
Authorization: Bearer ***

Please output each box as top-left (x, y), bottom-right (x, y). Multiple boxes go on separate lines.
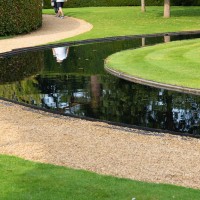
top-left (1, 35), bottom-right (200, 135)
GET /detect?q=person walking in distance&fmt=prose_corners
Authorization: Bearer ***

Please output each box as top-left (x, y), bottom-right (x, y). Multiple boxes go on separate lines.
top-left (56, 0), bottom-right (65, 19)
top-left (51, 0), bottom-right (58, 16)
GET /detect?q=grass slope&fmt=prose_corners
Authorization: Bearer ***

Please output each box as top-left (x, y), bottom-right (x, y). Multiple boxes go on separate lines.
top-left (106, 38), bottom-right (200, 89)
top-left (1, 155), bottom-right (200, 200)
top-left (43, 6), bottom-right (200, 42)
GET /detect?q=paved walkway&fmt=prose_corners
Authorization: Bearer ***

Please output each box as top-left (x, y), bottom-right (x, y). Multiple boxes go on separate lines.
top-left (0, 15), bottom-right (93, 53)
top-left (1, 15), bottom-right (200, 190)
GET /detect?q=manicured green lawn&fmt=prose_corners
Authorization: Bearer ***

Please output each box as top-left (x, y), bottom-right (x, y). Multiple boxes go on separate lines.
top-left (1, 155), bottom-right (200, 200)
top-left (2, 7), bottom-right (200, 198)
top-left (43, 6), bottom-right (200, 42)
top-left (105, 38), bottom-right (200, 89)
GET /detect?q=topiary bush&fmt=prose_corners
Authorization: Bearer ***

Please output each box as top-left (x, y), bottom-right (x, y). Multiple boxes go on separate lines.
top-left (0, 0), bottom-right (42, 36)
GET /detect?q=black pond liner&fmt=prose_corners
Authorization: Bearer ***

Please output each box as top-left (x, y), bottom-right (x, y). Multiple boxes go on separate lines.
top-left (1, 31), bottom-right (200, 138)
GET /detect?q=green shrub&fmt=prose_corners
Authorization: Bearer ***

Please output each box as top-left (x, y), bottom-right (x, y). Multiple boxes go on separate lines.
top-left (43, 0), bottom-right (164, 9)
top-left (0, 0), bottom-right (42, 36)
top-left (173, 0), bottom-right (200, 6)
top-left (43, 0), bottom-right (200, 9)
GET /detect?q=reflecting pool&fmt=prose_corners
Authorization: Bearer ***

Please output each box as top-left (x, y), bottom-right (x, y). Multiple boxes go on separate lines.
top-left (1, 33), bottom-right (200, 135)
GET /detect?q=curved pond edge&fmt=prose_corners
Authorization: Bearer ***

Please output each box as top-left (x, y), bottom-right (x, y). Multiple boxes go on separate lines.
top-left (1, 30), bottom-right (200, 57)
top-left (2, 30), bottom-right (200, 138)
top-left (104, 65), bottom-right (200, 96)
top-left (1, 96), bottom-right (200, 139)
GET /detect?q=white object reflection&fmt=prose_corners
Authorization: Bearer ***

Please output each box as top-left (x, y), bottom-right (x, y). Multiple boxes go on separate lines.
top-left (52, 46), bottom-right (69, 63)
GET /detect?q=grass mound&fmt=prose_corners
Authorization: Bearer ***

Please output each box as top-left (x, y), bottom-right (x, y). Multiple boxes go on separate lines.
top-left (105, 38), bottom-right (200, 89)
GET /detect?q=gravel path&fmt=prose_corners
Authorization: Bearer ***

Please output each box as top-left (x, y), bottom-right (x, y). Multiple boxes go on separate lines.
top-left (0, 15), bottom-right (92, 53)
top-left (1, 100), bottom-right (200, 189)
top-left (1, 15), bottom-right (200, 190)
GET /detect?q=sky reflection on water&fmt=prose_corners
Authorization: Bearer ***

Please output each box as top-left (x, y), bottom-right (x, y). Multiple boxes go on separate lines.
top-left (1, 34), bottom-right (200, 135)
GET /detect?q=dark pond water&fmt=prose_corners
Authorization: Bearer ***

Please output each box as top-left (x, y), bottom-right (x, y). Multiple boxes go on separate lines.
top-left (1, 33), bottom-right (200, 135)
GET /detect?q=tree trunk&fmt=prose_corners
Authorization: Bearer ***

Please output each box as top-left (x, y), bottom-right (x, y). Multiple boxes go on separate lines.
top-left (142, 37), bottom-right (145, 46)
top-left (164, 0), bottom-right (170, 18)
top-left (90, 75), bottom-right (101, 111)
top-left (141, 0), bottom-right (146, 12)
top-left (164, 35), bottom-right (171, 43)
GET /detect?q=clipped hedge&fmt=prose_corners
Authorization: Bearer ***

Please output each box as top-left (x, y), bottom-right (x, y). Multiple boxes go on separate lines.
top-left (43, 0), bottom-right (164, 9)
top-left (0, 0), bottom-right (42, 36)
top-left (173, 0), bottom-right (200, 6)
top-left (43, 0), bottom-right (200, 9)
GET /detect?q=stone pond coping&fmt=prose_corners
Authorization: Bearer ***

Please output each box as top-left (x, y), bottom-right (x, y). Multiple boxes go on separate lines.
top-left (104, 62), bottom-right (200, 96)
